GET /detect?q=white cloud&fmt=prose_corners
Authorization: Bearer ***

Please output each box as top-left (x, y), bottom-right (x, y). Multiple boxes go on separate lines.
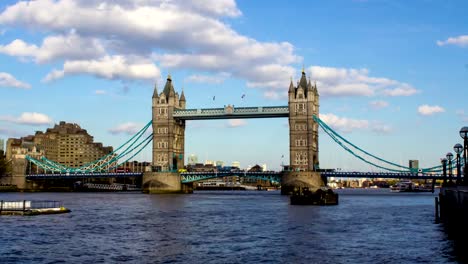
top-left (382, 85), bottom-right (419, 96)
top-left (0, 0), bottom-right (299, 89)
top-left (319, 113), bottom-right (393, 134)
top-left (43, 56), bottom-right (161, 82)
top-left (226, 119), bottom-right (247, 128)
top-left (0, 31), bottom-right (106, 63)
top-left (319, 113), bottom-right (369, 133)
top-left (94, 90), bottom-right (106, 95)
top-left (437, 35), bottom-right (468, 47)
top-left (369, 100), bottom-right (389, 110)
top-left (456, 110), bottom-right (468, 122)
top-left (108, 122), bottom-right (142, 135)
top-left (417, 105), bottom-right (445, 116)
top-left (186, 72), bottom-right (230, 84)
top-left (308, 66), bottom-right (419, 98)
top-left (0, 112), bottom-right (53, 125)
top-left (0, 72), bottom-right (31, 89)
top-left (371, 123), bottom-right (392, 134)
top-left (0, 0), bottom-right (418, 100)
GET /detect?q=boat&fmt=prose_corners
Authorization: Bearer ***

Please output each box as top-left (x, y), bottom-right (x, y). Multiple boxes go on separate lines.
top-left (390, 180), bottom-right (413, 192)
top-left (390, 181), bottom-right (433, 193)
top-left (290, 187), bottom-right (338, 205)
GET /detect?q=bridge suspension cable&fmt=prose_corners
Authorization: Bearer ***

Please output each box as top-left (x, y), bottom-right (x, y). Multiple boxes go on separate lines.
top-left (314, 115), bottom-right (457, 173)
top-left (26, 121), bottom-right (153, 173)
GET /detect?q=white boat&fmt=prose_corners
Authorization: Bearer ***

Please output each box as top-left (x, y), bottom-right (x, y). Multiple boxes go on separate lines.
top-left (390, 181), bottom-right (433, 192)
top-left (390, 181), bottom-right (414, 192)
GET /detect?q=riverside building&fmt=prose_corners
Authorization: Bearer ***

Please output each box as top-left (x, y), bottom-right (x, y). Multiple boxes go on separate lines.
top-left (6, 121), bottom-right (112, 168)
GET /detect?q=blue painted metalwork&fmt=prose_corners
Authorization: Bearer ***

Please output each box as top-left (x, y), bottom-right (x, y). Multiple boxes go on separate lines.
top-left (26, 172), bottom-right (143, 180)
top-left (25, 170), bottom-right (448, 182)
top-left (173, 105), bottom-right (289, 120)
top-left (321, 171), bottom-right (445, 180)
top-left (180, 171), bottom-right (282, 183)
top-left (313, 115), bottom-right (454, 173)
top-left (23, 107), bottom-right (455, 179)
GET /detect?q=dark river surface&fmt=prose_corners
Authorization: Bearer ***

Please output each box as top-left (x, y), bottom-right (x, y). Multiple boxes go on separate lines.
top-left (0, 189), bottom-right (464, 263)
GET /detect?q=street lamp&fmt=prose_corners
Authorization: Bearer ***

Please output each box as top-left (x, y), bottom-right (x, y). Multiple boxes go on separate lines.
top-left (460, 127), bottom-right (468, 185)
top-left (441, 158), bottom-right (448, 186)
top-left (454, 143), bottom-right (463, 185)
top-left (446, 152), bottom-right (454, 185)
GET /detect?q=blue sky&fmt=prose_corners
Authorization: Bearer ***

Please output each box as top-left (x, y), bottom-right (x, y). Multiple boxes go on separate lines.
top-left (0, 0), bottom-right (467, 171)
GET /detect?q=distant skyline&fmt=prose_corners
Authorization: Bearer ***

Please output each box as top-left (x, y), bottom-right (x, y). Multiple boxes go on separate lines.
top-left (1, 0), bottom-right (467, 170)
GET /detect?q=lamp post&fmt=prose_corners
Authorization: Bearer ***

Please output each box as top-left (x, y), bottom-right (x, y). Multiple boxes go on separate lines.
top-left (460, 127), bottom-right (468, 185)
top-left (446, 152), bottom-right (454, 185)
top-left (441, 158), bottom-right (447, 186)
top-left (454, 143), bottom-right (463, 185)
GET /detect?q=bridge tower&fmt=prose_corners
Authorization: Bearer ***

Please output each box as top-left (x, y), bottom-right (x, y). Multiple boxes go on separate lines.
top-left (288, 70), bottom-right (319, 171)
top-left (143, 75), bottom-right (192, 193)
top-left (152, 75), bottom-right (186, 171)
top-left (282, 70), bottom-right (324, 194)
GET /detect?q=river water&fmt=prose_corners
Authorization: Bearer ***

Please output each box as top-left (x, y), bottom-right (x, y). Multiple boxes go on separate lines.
top-left (0, 189), bottom-right (463, 263)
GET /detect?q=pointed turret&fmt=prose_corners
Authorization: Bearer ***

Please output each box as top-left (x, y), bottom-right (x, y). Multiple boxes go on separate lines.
top-left (313, 80), bottom-right (319, 96)
top-left (288, 77), bottom-right (295, 93)
top-left (180, 88), bottom-right (186, 108)
top-left (168, 85), bottom-right (175, 99)
top-left (162, 74), bottom-right (173, 98)
top-left (299, 69), bottom-right (308, 89)
top-left (180, 89), bottom-right (186, 102)
top-left (152, 83), bottom-right (159, 99)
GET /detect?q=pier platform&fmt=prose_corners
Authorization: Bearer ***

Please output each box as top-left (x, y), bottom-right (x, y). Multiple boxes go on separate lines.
top-left (0, 200), bottom-right (71, 216)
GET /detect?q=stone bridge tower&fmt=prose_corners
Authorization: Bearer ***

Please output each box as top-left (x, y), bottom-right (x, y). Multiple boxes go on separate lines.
top-left (144, 75), bottom-right (191, 194)
top-left (288, 70), bottom-right (319, 171)
top-left (282, 70), bottom-right (324, 194)
top-left (152, 75), bottom-right (186, 171)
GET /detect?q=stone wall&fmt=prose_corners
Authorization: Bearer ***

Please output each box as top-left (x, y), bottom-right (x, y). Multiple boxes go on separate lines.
top-left (142, 172), bottom-right (193, 194)
top-left (281, 171), bottom-right (325, 195)
top-left (0, 157), bottom-right (32, 190)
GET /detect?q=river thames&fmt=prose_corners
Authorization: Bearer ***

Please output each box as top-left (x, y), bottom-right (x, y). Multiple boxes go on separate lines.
top-left (0, 189), bottom-right (463, 263)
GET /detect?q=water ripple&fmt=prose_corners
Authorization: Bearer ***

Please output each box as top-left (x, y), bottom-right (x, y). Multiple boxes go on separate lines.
top-left (0, 189), bottom-right (460, 263)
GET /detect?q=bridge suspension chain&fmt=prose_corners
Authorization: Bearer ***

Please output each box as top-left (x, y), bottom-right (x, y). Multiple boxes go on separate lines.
top-left (26, 121), bottom-right (153, 173)
top-left (315, 117), bottom-right (412, 172)
top-left (314, 115), bottom-right (458, 173)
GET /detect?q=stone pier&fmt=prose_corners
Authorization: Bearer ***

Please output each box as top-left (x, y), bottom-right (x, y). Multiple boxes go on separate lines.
top-left (0, 157), bottom-right (33, 191)
top-left (281, 171), bottom-right (325, 195)
top-left (142, 172), bottom-right (193, 194)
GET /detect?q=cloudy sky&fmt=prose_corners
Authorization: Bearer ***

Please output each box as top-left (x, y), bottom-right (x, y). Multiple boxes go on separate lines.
top-left (0, 0), bottom-right (467, 170)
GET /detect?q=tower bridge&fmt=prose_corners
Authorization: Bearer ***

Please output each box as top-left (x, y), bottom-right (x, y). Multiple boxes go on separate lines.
top-left (20, 71), bottom-right (455, 192)
top-left (144, 71), bottom-right (321, 193)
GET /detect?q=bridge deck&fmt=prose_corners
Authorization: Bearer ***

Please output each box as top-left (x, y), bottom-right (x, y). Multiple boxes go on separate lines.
top-left (25, 171), bottom-right (446, 181)
top-left (173, 106), bottom-right (289, 120)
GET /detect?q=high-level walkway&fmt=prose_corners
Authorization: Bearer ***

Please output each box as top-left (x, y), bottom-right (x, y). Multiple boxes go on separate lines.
top-left (173, 106), bottom-right (289, 120)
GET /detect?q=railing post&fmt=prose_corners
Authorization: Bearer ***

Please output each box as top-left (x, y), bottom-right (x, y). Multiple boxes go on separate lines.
top-left (23, 200), bottom-right (26, 212)
top-left (0, 200), bottom-right (3, 213)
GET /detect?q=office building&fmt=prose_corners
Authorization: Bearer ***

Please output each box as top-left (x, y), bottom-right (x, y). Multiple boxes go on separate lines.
top-left (6, 121), bottom-right (112, 168)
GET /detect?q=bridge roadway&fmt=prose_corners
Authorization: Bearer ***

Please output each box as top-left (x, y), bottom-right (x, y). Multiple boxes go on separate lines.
top-left (26, 171), bottom-right (446, 181)
top-left (173, 106), bottom-right (289, 120)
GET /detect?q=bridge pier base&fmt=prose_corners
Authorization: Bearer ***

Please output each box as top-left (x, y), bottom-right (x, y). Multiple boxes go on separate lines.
top-left (142, 172), bottom-right (193, 194)
top-left (281, 171), bottom-right (325, 195)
